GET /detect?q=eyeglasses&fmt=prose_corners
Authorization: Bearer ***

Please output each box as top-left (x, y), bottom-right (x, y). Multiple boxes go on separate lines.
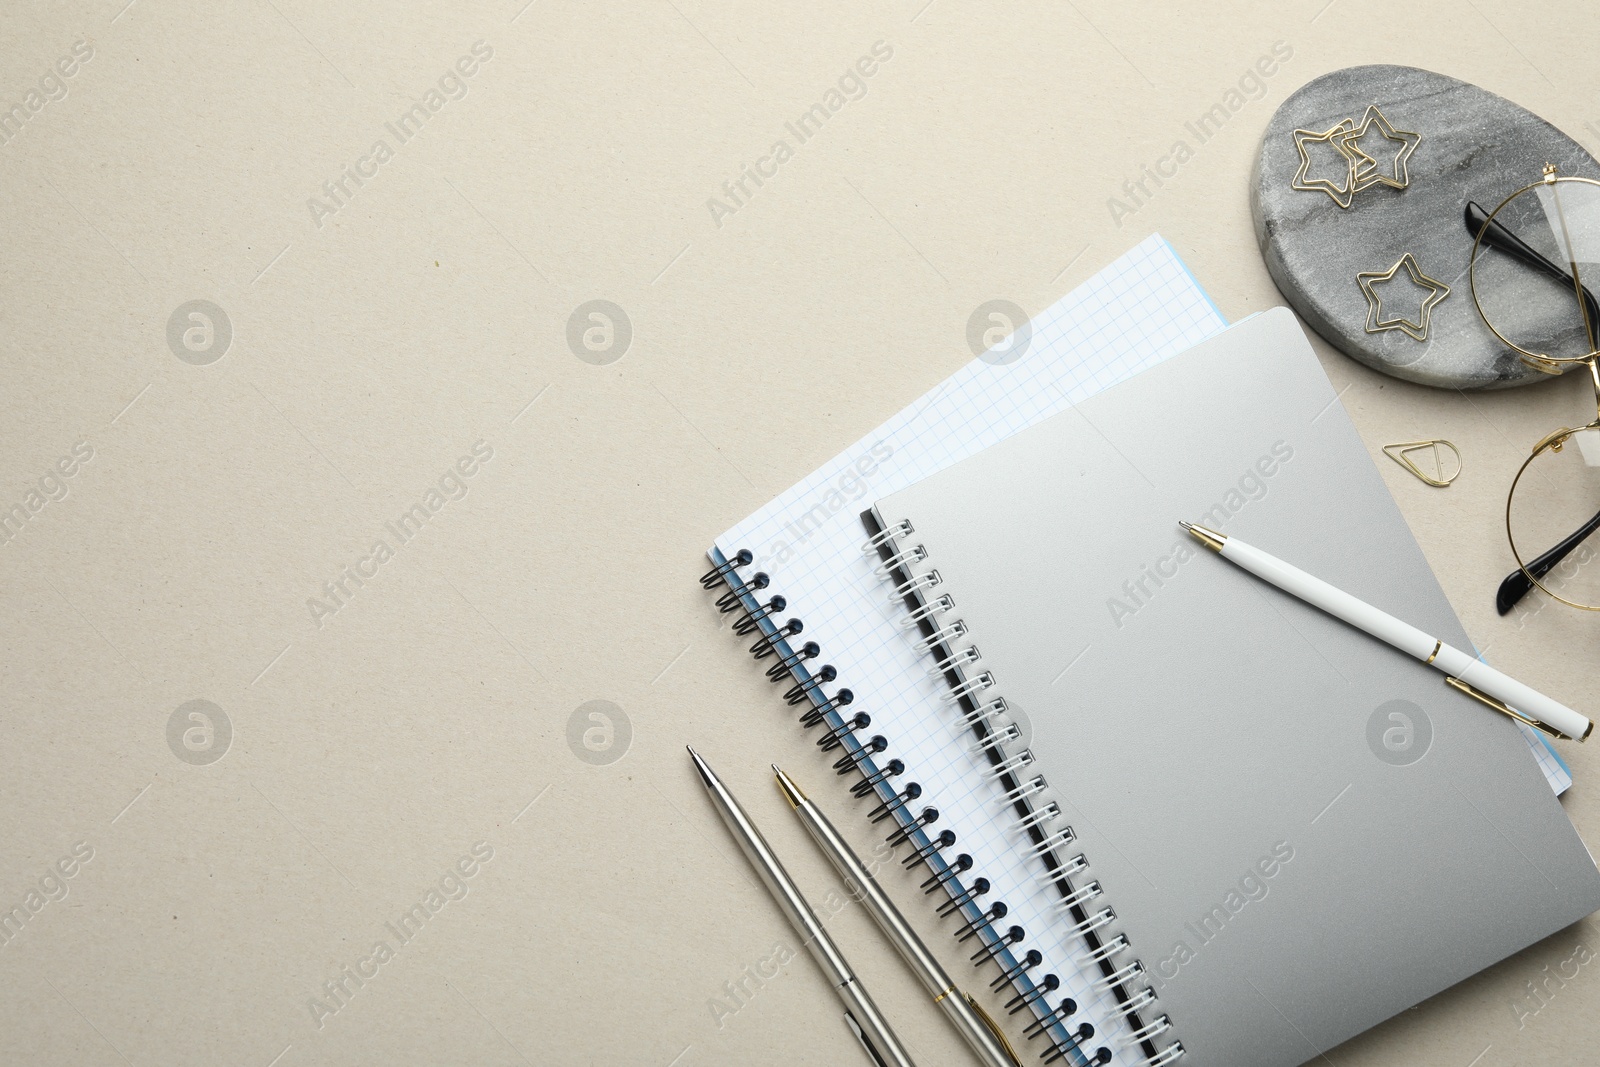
top-left (1467, 164), bottom-right (1600, 613)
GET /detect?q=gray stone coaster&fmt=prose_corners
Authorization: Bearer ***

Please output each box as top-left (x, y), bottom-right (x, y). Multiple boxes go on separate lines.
top-left (1251, 64), bottom-right (1600, 390)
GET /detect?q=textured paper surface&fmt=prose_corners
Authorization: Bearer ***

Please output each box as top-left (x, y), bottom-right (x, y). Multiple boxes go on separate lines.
top-left (3, 3), bottom-right (1599, 1066)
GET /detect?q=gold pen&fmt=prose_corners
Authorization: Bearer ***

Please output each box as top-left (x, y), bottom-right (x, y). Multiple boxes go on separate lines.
top-left (775, 765), bottom-right (1022, 1067)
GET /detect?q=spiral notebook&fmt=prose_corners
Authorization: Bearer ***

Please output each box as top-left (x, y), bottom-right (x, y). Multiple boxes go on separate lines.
top-left (704, 237), bottom-right (1231, 1066)
top-left (863, 308), bottom-right (1600, 1067)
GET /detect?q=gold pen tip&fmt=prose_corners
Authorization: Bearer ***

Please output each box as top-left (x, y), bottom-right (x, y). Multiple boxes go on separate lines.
top-left (1180, 520), bottom-right (1226, 552)
top-left (772, 765), bottom-right (807, 808)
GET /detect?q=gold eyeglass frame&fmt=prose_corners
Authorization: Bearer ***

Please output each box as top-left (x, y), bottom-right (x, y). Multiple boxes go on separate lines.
top-left (1469, 165), bottom-right (1600, 611)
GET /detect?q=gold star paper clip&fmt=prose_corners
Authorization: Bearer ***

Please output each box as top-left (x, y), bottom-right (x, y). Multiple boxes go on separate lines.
top-left (1291, 104), bottom-right (1421, 208)
top-left (1292, 119), bottom-right (1365, 208)
top-left (1341, 105), bottom-right (1421, 192)
top-left (1357, 253), bottom-right (1451, 342)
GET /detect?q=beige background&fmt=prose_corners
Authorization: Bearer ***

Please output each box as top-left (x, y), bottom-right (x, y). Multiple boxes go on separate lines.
top-left (2, 1), bottom-right (1597, 1064)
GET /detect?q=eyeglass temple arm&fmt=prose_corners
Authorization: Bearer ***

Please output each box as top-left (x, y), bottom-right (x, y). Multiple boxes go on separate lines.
top-left (1496, 503), bottom-right (1600, 614)
top-left (1465, 201), bottom-right (1600, 333)
top-left (1467, 197), bottom-right (1600, 614)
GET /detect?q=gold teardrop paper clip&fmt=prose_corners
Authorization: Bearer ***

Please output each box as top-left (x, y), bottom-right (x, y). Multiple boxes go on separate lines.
top-left (1383, 439), bottom-right (1461, 487)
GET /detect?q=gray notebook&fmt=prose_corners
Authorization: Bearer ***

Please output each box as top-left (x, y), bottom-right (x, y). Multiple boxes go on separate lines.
top-left (867, 309), bottom-right (1600, 1067)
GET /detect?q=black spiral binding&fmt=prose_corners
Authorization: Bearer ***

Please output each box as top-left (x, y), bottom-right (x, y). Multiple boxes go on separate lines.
top-left (702, 542), bottom-right (1170, 1067)
top-left (860, 512), bottom-right (1184, 1067)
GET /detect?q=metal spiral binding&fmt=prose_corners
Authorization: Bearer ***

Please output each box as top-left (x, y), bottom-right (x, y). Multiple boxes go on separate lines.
top-left (1005, 971), bottom-right (1059, 1016)
top-left (764, 638), bottom-right (818, 679)
top-left (832, 734), bottom-right (886, 773)
top-left (861, 513), bottom-right (1182, 1067)
top-left (867, 782), bottom-right (922, 823)
top-left (784, 665), bottom-right (837, 705)
top-left (817, 712), bottom-right (870, 753)
top-left (956, 902), bottom-right (1008, 943)
top-left (731, 594), bottom-right (785, 636)
top-left (1026, 997), bottom-right (1078, 1038)
top-left (716, 571), bottom-right (766, 612)
top-left (936, 876), bottom-right (989, 918)
top-left (885, 807), bottom-right (938, 848)
top-left (902, 826), bottom-right (954, 865)
top-left (798, 689), bottom-right (854, 727)
top-left (702, 543), bottom-right (1122, 1067)
top-left (855, 759), bottom-right (906, 799)
top-left (923, 853), bottom-right (972, 892)
top-left (971, 923), bottom-right (1021, 962)
top-left (991, 948), bottom-right (1043, 989)
top-left (700, 548), bottom-right (751, 588)
top-left (749, 619), bottom-right (802, 659)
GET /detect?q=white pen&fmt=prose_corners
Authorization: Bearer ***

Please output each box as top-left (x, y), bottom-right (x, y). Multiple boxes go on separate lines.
top-left (1180, 521), bottom-right (1592, 742)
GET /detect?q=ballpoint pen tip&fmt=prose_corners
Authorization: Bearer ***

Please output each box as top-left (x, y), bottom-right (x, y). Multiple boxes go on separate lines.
top-left (686, 747), bottom-right (717, 788)
top-left (1180, 521), bottom-right (1226, 552)
top-left (772, 765), bottom-right (806, 808)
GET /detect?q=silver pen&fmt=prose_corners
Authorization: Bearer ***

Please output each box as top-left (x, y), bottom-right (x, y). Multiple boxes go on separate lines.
top-left (687, 747), bottom-right (916, 1067)
top-left (775, 765), bottom-right (1022, 1067)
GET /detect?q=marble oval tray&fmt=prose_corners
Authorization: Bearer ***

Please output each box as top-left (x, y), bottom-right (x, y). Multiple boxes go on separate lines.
top-left (1251, 64), bottom-right (1600, 389)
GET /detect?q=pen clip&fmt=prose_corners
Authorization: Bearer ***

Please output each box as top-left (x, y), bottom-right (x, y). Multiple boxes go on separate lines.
top-left (843, 1010), bottom-right (892, 1067)
top-left (964, 993), bottom-right (1023, 1066)
top-left (1444, 676), bottom-right (1575, 741)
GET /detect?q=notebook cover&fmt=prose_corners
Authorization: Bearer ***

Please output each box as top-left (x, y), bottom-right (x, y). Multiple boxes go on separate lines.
top-left (869, 308), bottom-right (1600, 1067)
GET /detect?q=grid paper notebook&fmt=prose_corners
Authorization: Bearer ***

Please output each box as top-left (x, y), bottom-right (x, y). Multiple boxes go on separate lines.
top-left (705, 237), bottom-right (1230, 1066)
